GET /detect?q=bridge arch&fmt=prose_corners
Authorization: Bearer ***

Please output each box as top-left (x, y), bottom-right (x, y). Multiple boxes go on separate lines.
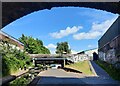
top-left (2, 2), bottom-right (120, 27)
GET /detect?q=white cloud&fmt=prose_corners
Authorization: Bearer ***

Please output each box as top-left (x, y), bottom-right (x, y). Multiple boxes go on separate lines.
top-left (73, 31), bottom-right (101, 40)
top-left (50, 50), bottom-right (56, 54)
top-left (45, 44), bottom-right (56, 54)
top-left (91, 18), bottom-right (116, 34)
top-left (45, 44), bottom-right (56, 49)
top-left (73, 17), bottom-right (118, 40)
top-left (50, 26), bottom-right (82, 39)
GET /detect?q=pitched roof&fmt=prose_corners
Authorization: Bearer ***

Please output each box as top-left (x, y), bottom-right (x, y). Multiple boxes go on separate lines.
top-left (0, 30), bottom-right (24, 46)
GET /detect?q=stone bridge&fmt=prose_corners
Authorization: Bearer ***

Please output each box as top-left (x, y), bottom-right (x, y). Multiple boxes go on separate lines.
top-left (2, 2), bottom-right (120, 27)
top-left (29, 54), bottom-right (74, 67)
top-left (29, 54), bottom-right (73, 58)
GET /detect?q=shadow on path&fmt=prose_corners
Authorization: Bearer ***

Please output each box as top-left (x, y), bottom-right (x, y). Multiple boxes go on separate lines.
top-left (63, 67), bottom-right (82, 74)
top-left (29, 76), bottom-right (85, 86)
top-left (29, 76), bottom-right (120, 86)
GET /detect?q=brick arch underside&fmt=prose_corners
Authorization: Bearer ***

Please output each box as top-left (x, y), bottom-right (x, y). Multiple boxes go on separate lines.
top-left (2, 2), bottom-right (120, 28)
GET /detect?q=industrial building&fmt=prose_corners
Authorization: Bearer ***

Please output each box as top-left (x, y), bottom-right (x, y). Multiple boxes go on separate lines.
top-left (98, 16), bottom-right (120, 64)
top-left (70, 48), bottom-right (98, 62)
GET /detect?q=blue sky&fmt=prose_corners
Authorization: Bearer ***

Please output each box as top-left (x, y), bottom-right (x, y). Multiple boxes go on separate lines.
top-left (2, 7), bottom-right (118, 54)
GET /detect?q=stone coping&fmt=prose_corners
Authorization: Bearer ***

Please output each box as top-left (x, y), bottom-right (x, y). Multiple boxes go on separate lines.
top-left (1, 69), bottom-right (29, 85)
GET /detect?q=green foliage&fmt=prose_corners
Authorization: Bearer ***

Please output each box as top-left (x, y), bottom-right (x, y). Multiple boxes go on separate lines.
top-left (1, 41), bottom-right (31, 76)
top-left (9, 75), bottom-right (29, 86)
top-left (95, 60), bottom-right (120, 81)
top-left (37, 64), bottom-right (44, 69)
top-left (56, 42), bottom-right (71, 54)
top-left (19, 34), bottom-right (50, 54)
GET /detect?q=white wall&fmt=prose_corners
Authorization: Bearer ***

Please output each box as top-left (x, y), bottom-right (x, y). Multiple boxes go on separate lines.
top-left (71, 54), bottom-right (88, 62)
top-left (85, 48), bottom-right (98, 57)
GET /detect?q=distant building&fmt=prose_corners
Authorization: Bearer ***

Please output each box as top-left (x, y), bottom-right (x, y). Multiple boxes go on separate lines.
top-left (0, 30), bottom-right (24, 50)
top-left (84, 48), bottom-right (98, 60)
top-left (70, 48), bottom-right (98, 62)
top-left (77, 48), bottom-right (98, 61)
top-left (98, 16), bottom-right (120, 64)
top-left (70, 54), bottom-right (88, 62)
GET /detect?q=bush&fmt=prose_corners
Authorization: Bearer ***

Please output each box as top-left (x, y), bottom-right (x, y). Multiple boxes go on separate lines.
top-left (2, 56), bottom-right (11, 76)
top-left (37, 64), bottom-right (43, 69)
top-left (9, 76), bottom-right (29, 86)
top-left (1, 41), bottom-right (32, 77)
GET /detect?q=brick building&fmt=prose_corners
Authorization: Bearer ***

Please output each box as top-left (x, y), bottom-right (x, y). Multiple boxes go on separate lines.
top-left (0, 30), bottom-right (24, 50)
top-left (98, 16), bottom-right (120, 64)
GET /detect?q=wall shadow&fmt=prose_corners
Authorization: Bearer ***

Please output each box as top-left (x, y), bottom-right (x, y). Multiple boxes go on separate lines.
top-left (29, 76), bottom-right (85, 86)
top-left (29, 75), bottom-right (120, 86)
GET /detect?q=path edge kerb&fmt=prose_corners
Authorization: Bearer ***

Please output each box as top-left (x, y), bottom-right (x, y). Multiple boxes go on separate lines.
top-left (88, 61), bottom-right (98, 76)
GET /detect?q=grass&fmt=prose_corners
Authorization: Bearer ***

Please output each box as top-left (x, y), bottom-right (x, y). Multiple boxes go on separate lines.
top-left (95, 60), bottom-right (120, 81)
top-left (65, 60), bottom-right (93, 75)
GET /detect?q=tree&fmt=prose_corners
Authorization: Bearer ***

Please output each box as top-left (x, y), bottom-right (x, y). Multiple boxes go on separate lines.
top-left (56, 42), bottom-right (71, 54)
top-left (19, 34), bottom-right (50, 54)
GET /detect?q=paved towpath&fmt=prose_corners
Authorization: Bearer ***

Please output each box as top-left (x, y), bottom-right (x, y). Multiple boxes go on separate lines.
top-left (90, 61), bottom-right (111, 79)
top-left (37, 69), bottom-right (85, 85)
top-left (30, 61), bottom-right (120, 86)
top-left (83, 61), bottom-right (120, 84)
top-left (35, 68), bottom-right (120, 86)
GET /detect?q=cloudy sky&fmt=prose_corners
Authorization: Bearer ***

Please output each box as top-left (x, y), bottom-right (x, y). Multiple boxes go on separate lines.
top-left (2, 7), bottom-right (119, 54)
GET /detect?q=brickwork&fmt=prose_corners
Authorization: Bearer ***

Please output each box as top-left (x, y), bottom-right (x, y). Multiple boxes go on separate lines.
top-left (0, 31), bottom-right (24, 50)
top-left (98, 17), bottom-right (120, 66)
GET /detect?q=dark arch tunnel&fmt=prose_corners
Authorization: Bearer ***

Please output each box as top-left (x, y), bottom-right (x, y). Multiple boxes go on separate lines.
top-left (35, 59), bottom-right (65, 67)
top-left (2, 2), bottom-right (120, 28)
top-left (33, 58), bottom-right (67, 68)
